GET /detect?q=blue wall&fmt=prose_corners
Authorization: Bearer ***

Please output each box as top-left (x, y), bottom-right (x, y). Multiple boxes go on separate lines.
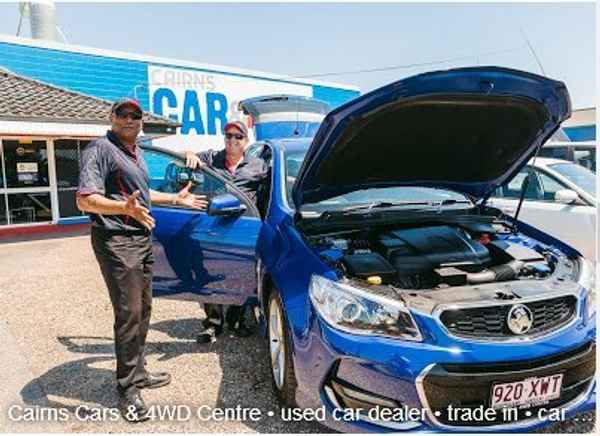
top-left (564, 125), bottom-right (596, 141)
top-left (0, 40), bottom-right (359, 112)
top-left (0, 40), bottom-right (150, 107)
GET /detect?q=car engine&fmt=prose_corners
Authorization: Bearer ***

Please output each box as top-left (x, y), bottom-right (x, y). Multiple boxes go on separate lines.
top-left (309, 222), bottom-right (558, 290)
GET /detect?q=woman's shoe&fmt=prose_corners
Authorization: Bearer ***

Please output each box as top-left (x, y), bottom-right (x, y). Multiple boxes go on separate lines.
top-left (196, 325), bottom-right (223, 344)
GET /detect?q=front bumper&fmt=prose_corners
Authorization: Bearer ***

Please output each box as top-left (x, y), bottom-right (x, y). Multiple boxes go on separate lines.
top-left (414, 341), bottom-right (595, 431)
top-left (292, 311), bottom-right (596, 433)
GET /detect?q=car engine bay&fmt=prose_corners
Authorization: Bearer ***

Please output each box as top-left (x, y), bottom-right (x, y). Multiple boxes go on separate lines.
top-left (307, 217), bottom-right (581, 312)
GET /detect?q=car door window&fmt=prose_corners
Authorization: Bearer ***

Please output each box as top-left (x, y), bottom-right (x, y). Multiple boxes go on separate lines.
top-left (189, 170), bottom-right (227, 199)
top-left (502, 169), bottom-right (532, 199)
top-left (492, 186), bottom-right (505, 198)
top-left (144, 149), bottom-right (226, 205)
top-left (144, 148), bottom-right (258, 217)
top-left (500, 166), bottom-right (572, 203)
top-left (145, 149), bottom-right (176, 192)
top-left (535, 170), bottom-right (569, 202)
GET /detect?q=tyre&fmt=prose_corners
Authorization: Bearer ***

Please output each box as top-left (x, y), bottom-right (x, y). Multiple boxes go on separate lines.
top-left (267, 289), bottom-right (298, 407)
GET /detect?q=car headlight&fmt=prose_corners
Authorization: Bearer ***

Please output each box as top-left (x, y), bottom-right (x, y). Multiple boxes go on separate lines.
top-left (577, 258), bottom-right (596, 320)
top-left (309, 275), bottom-right (423, 341)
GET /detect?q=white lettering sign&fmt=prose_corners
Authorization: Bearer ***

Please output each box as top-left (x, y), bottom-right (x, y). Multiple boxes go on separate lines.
top-left (148, 65), bottom-right (312, 152)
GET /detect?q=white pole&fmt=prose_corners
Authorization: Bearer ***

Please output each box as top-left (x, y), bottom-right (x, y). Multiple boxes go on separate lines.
top-left (47, 138), bottom-right (59, 223)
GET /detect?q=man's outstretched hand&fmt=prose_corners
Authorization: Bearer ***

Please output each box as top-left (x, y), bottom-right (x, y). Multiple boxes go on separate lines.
top-left (175, 182), bottom-right (209, 210)
top-left (124, 190), bottom-right (156, 230)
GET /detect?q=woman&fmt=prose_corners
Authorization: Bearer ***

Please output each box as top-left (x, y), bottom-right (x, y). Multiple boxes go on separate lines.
top-left (184, 120), bottom-right (268, 343)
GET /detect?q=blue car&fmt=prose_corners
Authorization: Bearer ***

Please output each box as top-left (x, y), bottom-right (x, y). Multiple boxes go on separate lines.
top-left (143, 67), bottom-right (596, 432)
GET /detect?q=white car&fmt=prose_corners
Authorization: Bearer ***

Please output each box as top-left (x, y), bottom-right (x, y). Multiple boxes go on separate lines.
top-left (489, 157), bottom-right (596, 261)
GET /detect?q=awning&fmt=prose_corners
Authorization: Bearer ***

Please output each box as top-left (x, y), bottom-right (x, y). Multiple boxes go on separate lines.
top-left (0, 120), bottom-right (110, 138)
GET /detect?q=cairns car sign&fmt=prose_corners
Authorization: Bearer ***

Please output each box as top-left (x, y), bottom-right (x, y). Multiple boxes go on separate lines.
top-left (148, 65), bottom-right (312, 151)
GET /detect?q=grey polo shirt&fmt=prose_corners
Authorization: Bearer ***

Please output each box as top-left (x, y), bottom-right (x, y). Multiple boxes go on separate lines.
top-left (197, 149), bottom-right (268, 202)
top-left (77, 130), bottom-right (150, 232)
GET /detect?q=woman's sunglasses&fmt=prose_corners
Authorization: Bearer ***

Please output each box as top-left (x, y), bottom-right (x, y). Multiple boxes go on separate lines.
top-left (225, 133), bottom-right (245, 140)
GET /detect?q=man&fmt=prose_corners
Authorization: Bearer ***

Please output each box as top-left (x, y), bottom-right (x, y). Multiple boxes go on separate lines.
top-left (184, 120), bottom-right (268, 343)
top-left (76, 99), bottom-right (207, 422)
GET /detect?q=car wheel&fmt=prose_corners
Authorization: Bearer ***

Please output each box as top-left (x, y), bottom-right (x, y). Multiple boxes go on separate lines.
top-left (267, 289), bottom-right (298, 407)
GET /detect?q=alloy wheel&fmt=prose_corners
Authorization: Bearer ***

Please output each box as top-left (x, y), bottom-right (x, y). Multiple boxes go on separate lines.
top-left (269, 297), bottom-right (285, 389)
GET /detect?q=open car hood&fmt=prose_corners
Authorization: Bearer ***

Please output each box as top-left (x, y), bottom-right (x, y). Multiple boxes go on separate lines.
top-left (292, 67), bottom-right (571, 208)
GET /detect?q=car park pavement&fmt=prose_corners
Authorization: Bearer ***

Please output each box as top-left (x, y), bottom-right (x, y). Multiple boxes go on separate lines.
top-left (0, 233), bottom-right (595, 433)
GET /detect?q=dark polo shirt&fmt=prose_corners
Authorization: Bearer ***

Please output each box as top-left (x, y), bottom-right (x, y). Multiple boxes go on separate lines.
top-left (77, 130), bottom-right (150, 232)
top-left (197, 149), bottom-right (268, 202)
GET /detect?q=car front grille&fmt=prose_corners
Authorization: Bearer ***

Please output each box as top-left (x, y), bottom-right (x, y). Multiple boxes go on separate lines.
top-left (439, 295), bottom-right (577, 339)
top-left (418, 342), bottom-right (596, 427)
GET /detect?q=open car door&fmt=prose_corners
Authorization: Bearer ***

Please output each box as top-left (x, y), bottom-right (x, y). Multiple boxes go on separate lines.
top-left (142, 145), bottom-right (260, 305)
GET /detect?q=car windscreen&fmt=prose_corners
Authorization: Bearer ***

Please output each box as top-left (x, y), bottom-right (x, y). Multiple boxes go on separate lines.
top-left (304, 186), bottom-right (472, 212)
top-left (285, 149), bottom-right (308, 204)
top-left (285, 149), bottom-right (471, 211)
top-left (549, 162), bottom-right (596, 197)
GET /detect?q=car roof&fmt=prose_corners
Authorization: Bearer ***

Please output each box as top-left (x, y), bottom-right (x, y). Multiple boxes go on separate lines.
top-left (543, 141), bottom-right (595, 148)
top-left (530, 157), bottom-right (575, 168)
top-left (272, 137), bottom-right (313, 153)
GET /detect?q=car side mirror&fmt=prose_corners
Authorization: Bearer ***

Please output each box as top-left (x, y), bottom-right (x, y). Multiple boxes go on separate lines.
top-left (554, 189), bottom-right (579, 204)
top-left (208, 193), bottom-right (246, 217)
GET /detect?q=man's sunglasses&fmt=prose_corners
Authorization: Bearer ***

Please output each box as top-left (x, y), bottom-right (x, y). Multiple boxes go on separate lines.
top-left (225, 132), bottom-right (245, 140)
top-left (115, 109), bottom-right (143, 120)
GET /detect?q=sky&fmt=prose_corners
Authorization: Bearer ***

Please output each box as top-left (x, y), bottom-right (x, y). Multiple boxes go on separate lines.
top-left (0, 1), bottom-right (595, 109)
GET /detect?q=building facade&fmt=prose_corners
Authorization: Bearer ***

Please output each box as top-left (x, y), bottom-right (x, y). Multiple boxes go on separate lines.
top-left (562, 107), bottom-right (596, 141)
top-left (0, 35), bottom-right (359, 231)
top-left (0, 35), bottom-right (360, 152)
top-left (0, 69), bottom-right (177, 229)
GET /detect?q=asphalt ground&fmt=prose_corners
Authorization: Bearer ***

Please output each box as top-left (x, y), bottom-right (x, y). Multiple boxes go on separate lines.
top-left (0, 233), bottom-right (596, 433)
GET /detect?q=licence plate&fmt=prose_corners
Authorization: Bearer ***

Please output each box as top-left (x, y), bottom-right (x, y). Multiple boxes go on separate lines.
top-left (490, 374), bottom-right (563, 409)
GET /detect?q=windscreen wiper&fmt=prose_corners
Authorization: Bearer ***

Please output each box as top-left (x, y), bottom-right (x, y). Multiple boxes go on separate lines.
top-left (340, 198), bottom-right (471, 214)
top-left (341, 201), bottom-right (428, 213)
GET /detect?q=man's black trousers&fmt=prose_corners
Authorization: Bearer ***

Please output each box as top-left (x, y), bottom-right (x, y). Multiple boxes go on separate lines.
top-left (91, 227), bottom-right (153, 394)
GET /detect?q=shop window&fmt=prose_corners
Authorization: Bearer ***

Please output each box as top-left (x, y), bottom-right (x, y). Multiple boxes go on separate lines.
top-left (55, 139), bottom-right (80, 187)
top-left (58, 190), bottom-right (81, 218)
top-left (55, 139), bottom-right (90, 218)
top-left (2, 140), bottom-right (49, 188)
top-left (7, 193), bottom-right (52, 224)
top-left (0, 195), bottom-right (7, 225)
